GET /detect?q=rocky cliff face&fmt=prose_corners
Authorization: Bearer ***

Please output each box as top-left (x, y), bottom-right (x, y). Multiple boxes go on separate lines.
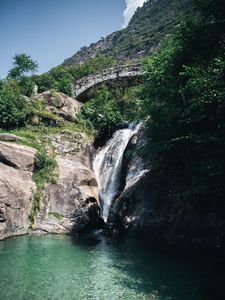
top-left (1, 124), bottom-right (224, 250)
top-left (107, 128), bottom-right (225, 252)
top-left (34, 131), bottom-right (103, 234)
top-left (0, 142), bottom-right (37, 240)
top-left (0, 132), bottom-right (103, 240)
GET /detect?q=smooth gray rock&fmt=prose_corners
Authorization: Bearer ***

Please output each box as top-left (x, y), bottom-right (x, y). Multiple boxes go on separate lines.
top-left (0, 162), bottom-right (36, 240)
top-left (34, 130), bottom-right (103, 234)
top-left (0, 141), bottom-right (37, 172)
top-left (34, 155), bottom-right (102, 234)
top-left (0, 133), bottom-right (22, 141)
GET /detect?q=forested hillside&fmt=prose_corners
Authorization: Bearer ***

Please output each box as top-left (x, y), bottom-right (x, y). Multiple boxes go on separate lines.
top-left (63, 0), bottom-right (192, 66)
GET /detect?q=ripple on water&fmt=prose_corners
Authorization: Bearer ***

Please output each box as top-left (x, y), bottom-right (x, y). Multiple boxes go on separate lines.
top-left (0, 234), bottom-right (224, 300)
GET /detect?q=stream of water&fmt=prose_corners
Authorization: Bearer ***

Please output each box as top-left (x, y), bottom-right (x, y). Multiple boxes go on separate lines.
top-left (93, 123), bottom-right (140, 221)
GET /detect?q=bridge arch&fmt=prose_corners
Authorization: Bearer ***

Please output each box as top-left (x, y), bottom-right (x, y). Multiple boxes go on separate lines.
top-left (74, 64), bottom-right (143, 102)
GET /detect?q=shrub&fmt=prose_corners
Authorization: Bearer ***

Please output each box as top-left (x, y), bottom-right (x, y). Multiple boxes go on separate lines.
top-left (79, 88), bottom-right (123, 140)
top-left (32, 73), bottom-right (56, 93)
top-left (49, 212), bottom-right (64, 220)
top-left (19, 76), bottom-right (36, 97)
top-left (0, 84), bottom-right (32, 128)
top-left (30, 148), bottom-right (58, 223)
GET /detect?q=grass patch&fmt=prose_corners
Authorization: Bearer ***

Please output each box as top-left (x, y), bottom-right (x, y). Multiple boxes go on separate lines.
top-left (49, 211), bottom-right (64, 221)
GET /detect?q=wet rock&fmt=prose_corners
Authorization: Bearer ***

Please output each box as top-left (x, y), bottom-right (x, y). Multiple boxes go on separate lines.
top-left (108, 125), bottom-right (150, 229)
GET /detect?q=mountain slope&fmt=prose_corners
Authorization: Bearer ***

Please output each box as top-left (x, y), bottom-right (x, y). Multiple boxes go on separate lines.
top-left (63, 0), bottom-right (193, 66)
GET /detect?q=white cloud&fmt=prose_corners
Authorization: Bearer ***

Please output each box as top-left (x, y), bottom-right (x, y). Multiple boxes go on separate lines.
top-left (122, 0), bottom-right (145, 28)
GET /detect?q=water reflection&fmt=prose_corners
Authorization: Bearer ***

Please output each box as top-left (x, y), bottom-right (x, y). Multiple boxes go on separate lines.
top-left (72, 233), bottom-right (225, 300)
top-left (0, 234), bottom-right (224, 299)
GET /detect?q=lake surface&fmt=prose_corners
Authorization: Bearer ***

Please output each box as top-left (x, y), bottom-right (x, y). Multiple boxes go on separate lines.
top-left (0, 234), bottom-right (224, 299)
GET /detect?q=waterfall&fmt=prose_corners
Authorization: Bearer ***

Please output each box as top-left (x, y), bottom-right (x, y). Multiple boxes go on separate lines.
top-left (93, 123), bottom-right (141, 222)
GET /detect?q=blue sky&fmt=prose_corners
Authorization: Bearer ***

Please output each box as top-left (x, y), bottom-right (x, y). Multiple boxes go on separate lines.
top-left (0, 0), bottom-right (145, 79)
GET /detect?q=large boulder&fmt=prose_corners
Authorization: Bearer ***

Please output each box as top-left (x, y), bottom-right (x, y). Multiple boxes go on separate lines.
top-left (35, 155), bottom-right (103, 234)
top-left (0, 141), bottom-right (37, 172)
top-left (0, 130), bottom-right (103, 239)
top-left (0, 141), bottom-right (37, 240)
top-left (34, 131), bottom-right (103, 234)
top-left (34, 91), bottom-right (82, 120)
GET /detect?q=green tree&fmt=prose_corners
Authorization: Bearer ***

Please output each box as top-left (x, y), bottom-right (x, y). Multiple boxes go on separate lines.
top-left (0, 79), bottom-right (4, 91)
top-left (8, 53), bottom-right (38, 80)
top-left (49, 66), bottom-right (73, 95)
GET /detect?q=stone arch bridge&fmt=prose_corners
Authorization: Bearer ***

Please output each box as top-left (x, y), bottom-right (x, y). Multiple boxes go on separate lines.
top-left (74, 64), bottom-right (143, 102)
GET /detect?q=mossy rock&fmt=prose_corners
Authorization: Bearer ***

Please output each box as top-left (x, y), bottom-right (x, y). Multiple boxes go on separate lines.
top-left (50, 92), bottom-right (65, 108)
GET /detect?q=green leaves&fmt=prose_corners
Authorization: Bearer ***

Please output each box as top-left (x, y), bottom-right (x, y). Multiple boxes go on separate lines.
top-left (0, 83), bottom-right (32, 128)
top-left (79, 88), bottom-right (123, 141)
top-left (8, 53), bottom-right (38, 80)
top-left (140, 10), bottom-right (225, 209)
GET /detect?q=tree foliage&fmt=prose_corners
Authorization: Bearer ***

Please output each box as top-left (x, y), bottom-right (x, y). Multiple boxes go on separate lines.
top-left (8, 53), bottom-right (38, 80)
top-left (79, 88), bottom-right (123, 143)
top-left (0, 82), bottom-right (32, 128)
top-left (140, 0), bottom-right (225, 210)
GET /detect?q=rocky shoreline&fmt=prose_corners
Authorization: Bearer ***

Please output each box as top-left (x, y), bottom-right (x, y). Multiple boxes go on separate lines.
top-left (0, 94), bottom-right (224, 252)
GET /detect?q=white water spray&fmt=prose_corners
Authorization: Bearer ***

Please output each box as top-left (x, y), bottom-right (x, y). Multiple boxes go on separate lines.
top-left (93, 123), bottom-right (141, 221)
